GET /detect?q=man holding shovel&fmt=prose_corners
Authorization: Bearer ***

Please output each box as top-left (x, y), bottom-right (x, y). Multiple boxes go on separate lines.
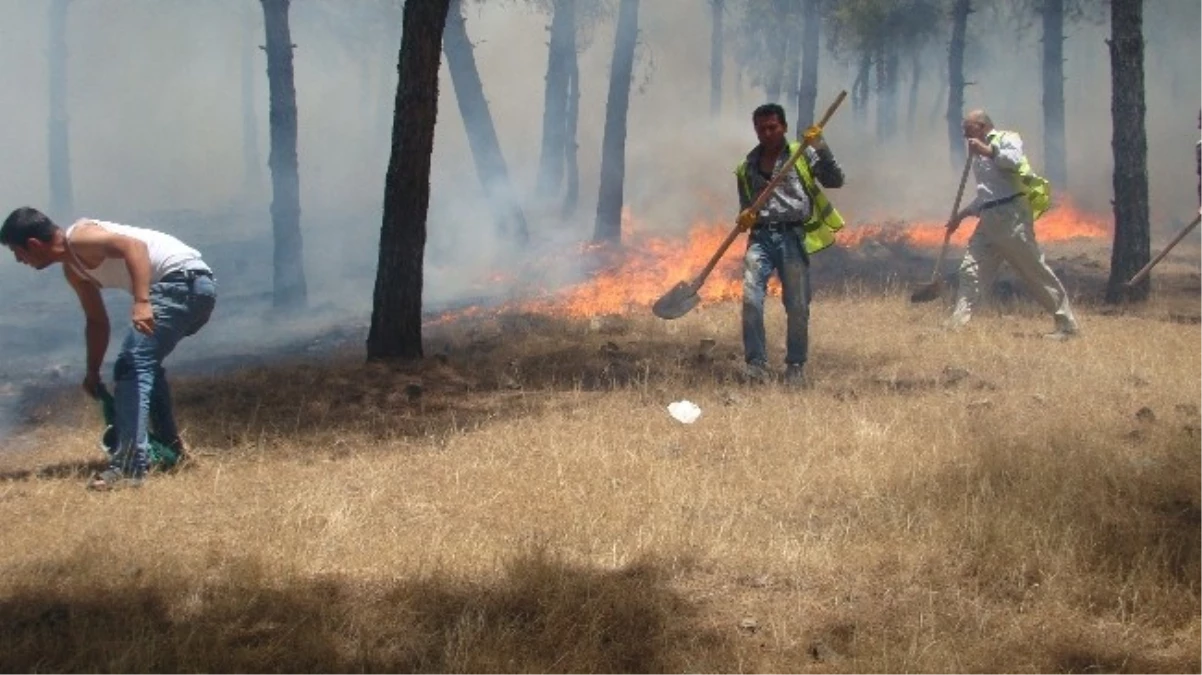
top-left (945, 110), bottom-right (1079, 340)
top-left (734, 103), bottom-right (845, 386)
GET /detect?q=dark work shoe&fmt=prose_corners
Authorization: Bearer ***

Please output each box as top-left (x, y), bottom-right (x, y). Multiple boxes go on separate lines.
top-left (742, 361), bottom-right (772, 385)
top-left (87, 468), bottom-right (145, 492)
top-left (784, 363), bottom-right (811, 389)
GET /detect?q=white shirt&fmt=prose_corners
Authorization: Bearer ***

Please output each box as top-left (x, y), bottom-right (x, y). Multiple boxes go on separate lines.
top-left (64, 220), bottom-right (209, 293)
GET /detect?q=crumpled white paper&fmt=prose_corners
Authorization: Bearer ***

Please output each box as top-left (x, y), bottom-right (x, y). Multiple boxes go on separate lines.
top-left (667, 400), bottom-right (702, 424)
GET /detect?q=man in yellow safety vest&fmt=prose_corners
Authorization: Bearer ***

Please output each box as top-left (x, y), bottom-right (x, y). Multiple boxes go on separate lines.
top-left (946, 109), bottom-right (1079, 340)
top-left (734, 103), bottom-right (846, 386)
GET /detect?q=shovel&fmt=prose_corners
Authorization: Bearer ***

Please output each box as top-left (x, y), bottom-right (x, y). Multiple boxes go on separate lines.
top-left (910, 150), bottom-right (973, 303)
top-left (1124, 211), bottom-right (1201, 287)
top-left (652, 90), bottom-right (848, 320)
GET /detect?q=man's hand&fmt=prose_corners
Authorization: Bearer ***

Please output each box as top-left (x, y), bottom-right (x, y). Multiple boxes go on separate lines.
top-left (736, 208), bottom-right (758, 232)
top-left (967, 138), bottom-right (994, 158)
top-left (802, 125), bottom-right (826, 149)
top-left (82, 371), bottom-right (101, 398)
top-left (132, 299), bottom-right (155, 336)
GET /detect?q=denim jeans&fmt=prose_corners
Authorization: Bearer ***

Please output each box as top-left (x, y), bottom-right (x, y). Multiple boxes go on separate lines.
top-left (110, 274), bottom-right (216, 476)
top-left (742, 227), bottom-right (811, 367)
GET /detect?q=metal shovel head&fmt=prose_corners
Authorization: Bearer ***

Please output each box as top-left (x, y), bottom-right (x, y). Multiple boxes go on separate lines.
top-left (909, 279), bottom-right (943, 304)
top-left (652, 280), bottom-right (700, 320)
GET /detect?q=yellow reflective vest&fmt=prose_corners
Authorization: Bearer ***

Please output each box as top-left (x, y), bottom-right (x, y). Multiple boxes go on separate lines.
top-left (988, 130), bottom-right (1052, 219)
top-left (735, 141), bottom-right (845, 255)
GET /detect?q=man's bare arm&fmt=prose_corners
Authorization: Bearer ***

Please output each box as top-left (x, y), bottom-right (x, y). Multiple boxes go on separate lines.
top-left (67, 221), bottom-right (155, 335)
top-left (64, 266), bottom-right (109, 394)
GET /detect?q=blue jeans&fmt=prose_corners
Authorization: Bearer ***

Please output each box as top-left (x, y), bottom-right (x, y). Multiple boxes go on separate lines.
top-left (742, 228), bottom-right (811, 367)
top-left (110, 274), bottom-right (216, 476)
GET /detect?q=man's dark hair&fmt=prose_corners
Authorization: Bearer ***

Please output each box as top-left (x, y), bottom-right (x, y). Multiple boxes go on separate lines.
top-left (0, 207), bottom-right (58, 248)
top-left (753, 103), bottom-right (787, 126)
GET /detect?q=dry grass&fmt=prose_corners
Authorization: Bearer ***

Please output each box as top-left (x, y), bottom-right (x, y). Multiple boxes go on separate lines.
top-left (0, 267), bottom-right (1199, 672)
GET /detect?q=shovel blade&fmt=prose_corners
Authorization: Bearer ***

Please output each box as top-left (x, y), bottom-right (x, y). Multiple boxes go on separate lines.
top-left (652, 281), bottom-right (700, 320)
top-left (909, 279), bottom-right (943, 304)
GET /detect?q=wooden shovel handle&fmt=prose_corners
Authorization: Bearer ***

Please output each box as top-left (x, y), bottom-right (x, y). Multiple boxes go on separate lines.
top-left (1126, 212), bottom-right (1202, 286)
top-left (690, 90), bottom-right (849, 289)
top-left (930, 151), bottom-right (974, 282)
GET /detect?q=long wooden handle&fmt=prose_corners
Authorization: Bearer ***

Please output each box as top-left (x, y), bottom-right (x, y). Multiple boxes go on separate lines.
top-left (929, 152), bottom-right (974, 282)
top-left (1126, 212), bottom-right (1201, 286)
top-left (691, 90), bottom-right (849, 289)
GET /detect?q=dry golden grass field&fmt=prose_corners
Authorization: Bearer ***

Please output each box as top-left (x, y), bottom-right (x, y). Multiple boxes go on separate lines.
top-left (0, 236), bottom-right (1198, 673)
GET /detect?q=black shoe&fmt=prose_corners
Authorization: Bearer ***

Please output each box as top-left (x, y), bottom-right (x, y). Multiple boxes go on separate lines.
top-left (784, 363), bottom-right (810, 389)
top-left (742, 362), bottom-right (772, 385)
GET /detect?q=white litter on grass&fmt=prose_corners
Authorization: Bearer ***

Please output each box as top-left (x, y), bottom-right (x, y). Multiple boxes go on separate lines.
top-left (667, 400), bottom-right (702, 424)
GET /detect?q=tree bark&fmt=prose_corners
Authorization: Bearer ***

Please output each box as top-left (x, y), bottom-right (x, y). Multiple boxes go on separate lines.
top-left (47, 0), bottom-right (73, 221)
top-left (852, 52), bottom-right (870, 127)
top-left (795, 0), bottom-right (820, 132)
top-left (241, 3), bottom-right (263, 200)
top-left (709, 0), bottom-right (724, 118)
top-left (1106, 0), bottom-right (1150, 303)
top-left (593, 0), bottom-right (639, 243)
top-left (875, 43), bottom-right (899, 141)
top-left (367, 0), bottom-right (452, 361)
top-left (561, 44), bottom-right (581, 218)
top-left (443, 0), bottom-right (529, 244)
top-left (261, 0), bottom-right (307, 310)
top-left (947, 0), bottom-right (971, 167)
top-left (906, 50), bottom-right (921, 134)
top-left (536, 0), bottom-right (575, 199)
top-left (1041, 0), bottom-right (1068, 189)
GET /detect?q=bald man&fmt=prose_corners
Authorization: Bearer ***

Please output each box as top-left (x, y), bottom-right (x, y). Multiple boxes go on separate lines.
top-left (946, 110), bottom-right (1079, 340)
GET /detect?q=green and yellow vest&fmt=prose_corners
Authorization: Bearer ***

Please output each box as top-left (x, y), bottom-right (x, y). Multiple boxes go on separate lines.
top-left (734, 141), bottom-right (845, 255)
top-left (988, 129), bottom-right (1052, 219)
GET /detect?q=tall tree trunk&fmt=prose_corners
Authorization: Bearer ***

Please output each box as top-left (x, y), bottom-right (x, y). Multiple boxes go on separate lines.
top-left (261, 0), bottom-right (306, 310)
top-left (1106, 0), bottom-right (1150, 303)
top-left (1041, 0), bottom-right (1068, 190)
top-left (593, 0), bottom-right (639, 243)
top-left (443, 0), bottom-right (529, 244)
top-left (536, 0), bottom-right (575, 199)
top-left (709, 0), bottom-right (724, 118)
top-left (875, 43), bottom-right (899, 142)
top-left (852, 52), bottom-right (870, 127)
top-left (561, 44), bottom-right (581, 218)
top-left (367, 0), bottom-right (451, 361)
top-left (906, 50), bottom-right (922, 134)
top-left (784, 31), bottom-right (801, 121)
top-left (947, 0), bottom-right (971, 167)
top-left (47, 0), bottom-right (73, 221)
top-left (764, 8), bottom-right (788, 103)
top-left (241, 3), bottom-right (263, 200)
top-left (795, 0), bottom-right (820, 132)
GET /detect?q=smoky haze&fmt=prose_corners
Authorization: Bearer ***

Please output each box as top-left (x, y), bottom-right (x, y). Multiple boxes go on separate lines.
top-left (0, 0), bottom-right (1198, 440)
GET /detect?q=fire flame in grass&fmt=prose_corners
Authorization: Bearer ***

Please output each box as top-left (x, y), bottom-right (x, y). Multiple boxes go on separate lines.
top-left (429, 200), bottom-right (1110, 323)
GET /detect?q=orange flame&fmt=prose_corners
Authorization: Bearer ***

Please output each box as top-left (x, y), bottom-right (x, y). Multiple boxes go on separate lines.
top-left (428, 200), bottom-right (1109, 323)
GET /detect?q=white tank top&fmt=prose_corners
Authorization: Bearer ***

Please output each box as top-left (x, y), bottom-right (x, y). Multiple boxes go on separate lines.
top-left (65, 220), bottom-right (209, 293)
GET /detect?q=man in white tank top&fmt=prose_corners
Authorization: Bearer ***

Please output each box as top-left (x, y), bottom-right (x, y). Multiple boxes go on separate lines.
top-left (1, 206), bottom-right (217, 490)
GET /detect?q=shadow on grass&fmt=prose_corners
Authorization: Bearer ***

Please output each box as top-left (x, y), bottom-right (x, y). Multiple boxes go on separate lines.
top-left (0, 457), bottom-right (108, 483)
top-left (0, 548), bottom-right (739, 673)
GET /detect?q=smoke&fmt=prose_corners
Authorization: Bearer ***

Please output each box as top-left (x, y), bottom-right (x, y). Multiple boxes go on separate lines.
top-left (0, 0), bottom-right (1198, 442)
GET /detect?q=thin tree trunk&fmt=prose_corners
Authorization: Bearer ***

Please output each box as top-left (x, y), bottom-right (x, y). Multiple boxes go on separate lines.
top-left (261, 0), bottom-right (307, 310)
top-left (367, 0), bottom-right (452, 361)
top-left (593, 0), bottom-right (639, 243)
top-left (536, 0), bottom-right (575, 199)
top-left (443, 0), bottom-right (529, 244)
top-left (947, 0), bottom-right (971, 167)
top-left (241, 3), bottom-right (263, 200)
top-left (852, 52), bottom-right (870, 127)
top-left (561, 44), bottom-right (581, 218)
top-left (1041, 0), bottom-right (1067, 189)
top-left (875, 44), bottom-right (899, 141)
top-left (784, 30), bottom-right (801, 122)
top-left (710, 0), bottom-right (724, 117)
top-left (906, 50), bottom-right (921, 134)
top-left (795, 0), bottom-right (820, 131)
top-left (764, 8), bottom-right (787, 103)
top-left (47, 0), bottom-right (73, 221)
top-left (1106, 0), bottom-right (1150, 303)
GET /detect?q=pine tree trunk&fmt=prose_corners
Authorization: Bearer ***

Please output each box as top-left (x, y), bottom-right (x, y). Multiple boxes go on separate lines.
top-left (592, 0), bottom-right (639, 243)
top-left (947, 0), bottom-right (971, 167)
top-left (561, 45), bottom-right (581, 218)
top-left (875, 44), bottom-right (899, 142)
top-left (536, 0), bottom-right (575, 199)
top-left (709, 0), bottom-right (724, 118)
top-left (906, 50), bottom-right (921, 134)
top-left (47, 0), bottom-right (73, 221)
top-left (261, 0), bottom-right (307, 310)
top-left (367, 0), bottom-right (452, 361)
top-left (852, 52), bottom-right (870, 127)
top-left (241, 3), bottom-right (263, 200)
top-left (795, 0), bottom-right (820, 131)
top-left (1105, 0), bottom-right (1150, 303)
top-left (443, 0), bottom-right (529, 244)
top-left (1041, 0), bottom-right (1067, 190)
